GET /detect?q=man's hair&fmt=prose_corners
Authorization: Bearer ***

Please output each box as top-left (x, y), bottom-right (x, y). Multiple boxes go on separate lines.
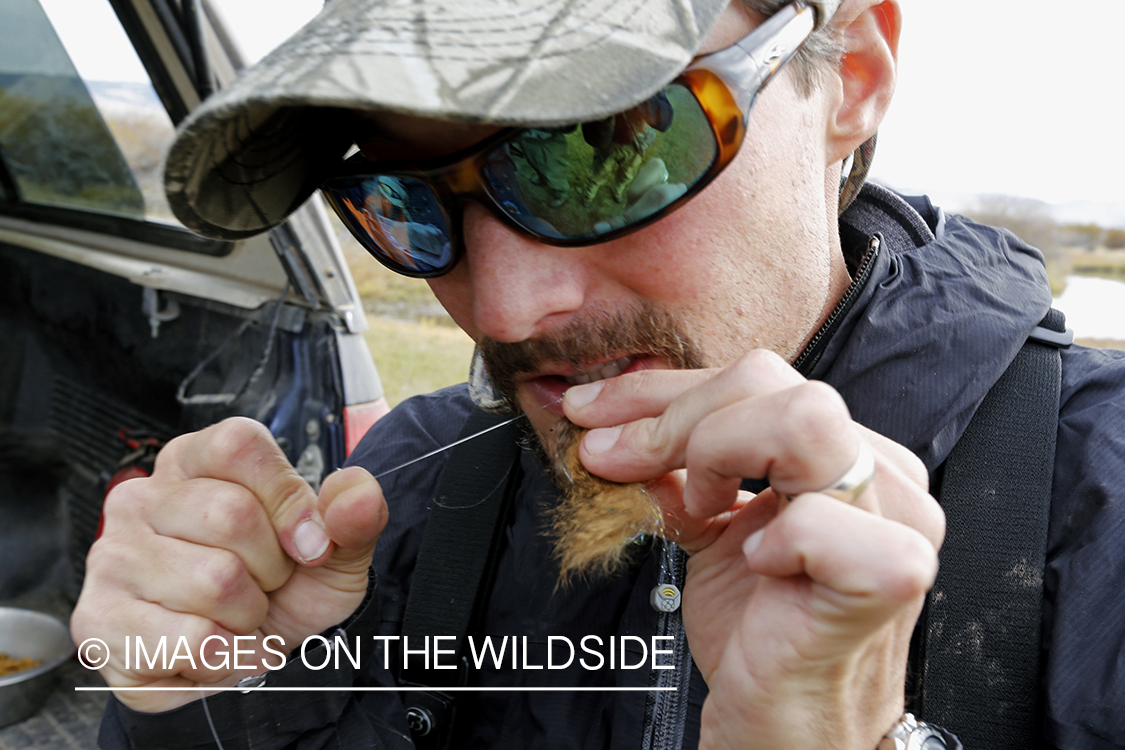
top-left (736, 0), bottom-right (844, 95)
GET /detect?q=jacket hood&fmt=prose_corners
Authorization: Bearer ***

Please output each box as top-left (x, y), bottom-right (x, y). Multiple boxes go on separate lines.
top-left (807, 183), bottom-right (1054, 472)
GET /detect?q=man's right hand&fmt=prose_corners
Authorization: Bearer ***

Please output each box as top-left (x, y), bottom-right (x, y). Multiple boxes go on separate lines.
top-left (71, 417), bottom-right (388, 713)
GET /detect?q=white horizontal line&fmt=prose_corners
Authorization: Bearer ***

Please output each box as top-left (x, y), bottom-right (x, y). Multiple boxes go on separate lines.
top-left (75, 686), bottom-right (676, 692)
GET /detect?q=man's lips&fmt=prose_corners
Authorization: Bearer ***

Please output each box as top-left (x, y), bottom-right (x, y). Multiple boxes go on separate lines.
top-left (522, 355), bottom-right (646, 416)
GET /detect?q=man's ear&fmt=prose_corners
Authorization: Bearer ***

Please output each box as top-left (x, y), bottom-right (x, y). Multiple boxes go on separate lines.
top-left (825, 0), bottom-right (901, 164)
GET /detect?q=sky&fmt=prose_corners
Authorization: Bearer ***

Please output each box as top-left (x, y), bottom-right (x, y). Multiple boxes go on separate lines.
top-left (876, 0), bottom-right (1125, 211)
top-left (36, 0), bottom-right (1125, 216)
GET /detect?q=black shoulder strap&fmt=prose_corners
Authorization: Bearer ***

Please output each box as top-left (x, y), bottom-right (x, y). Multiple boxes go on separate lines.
top-left (398, 407), bottom-right (525, 747)
top-left (914, 309), bottom-right (1070, 748)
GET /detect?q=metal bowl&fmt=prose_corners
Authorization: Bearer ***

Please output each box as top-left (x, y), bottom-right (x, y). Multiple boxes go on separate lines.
top-left (0, 607), bottom-right (76, 728)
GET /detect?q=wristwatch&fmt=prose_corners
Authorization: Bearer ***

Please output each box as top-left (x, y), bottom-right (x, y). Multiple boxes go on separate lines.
top-left (881, 713), bottom-right (947, 750)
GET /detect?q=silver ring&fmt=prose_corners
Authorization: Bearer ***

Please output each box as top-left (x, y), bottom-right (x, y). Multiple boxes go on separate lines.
top-left (816, 441), bottom-right (876, 503)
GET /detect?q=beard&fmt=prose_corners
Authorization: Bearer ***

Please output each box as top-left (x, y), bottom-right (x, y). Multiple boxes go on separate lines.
top-left (477, 303), bottom-right (705, 583)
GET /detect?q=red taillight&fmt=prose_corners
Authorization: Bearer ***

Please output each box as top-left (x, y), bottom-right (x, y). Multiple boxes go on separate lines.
top-left (97, 465), bottom-right (151, 540)
top-left (343, 398), bottom-right (391, 456)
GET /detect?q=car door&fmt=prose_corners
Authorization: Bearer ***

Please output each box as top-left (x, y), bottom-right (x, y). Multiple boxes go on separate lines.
top-left (0, 0), bottom-right (388, 602)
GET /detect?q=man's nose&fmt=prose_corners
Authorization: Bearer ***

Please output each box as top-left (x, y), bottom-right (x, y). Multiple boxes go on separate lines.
top-left (458, 203), bottom-right (591, 343)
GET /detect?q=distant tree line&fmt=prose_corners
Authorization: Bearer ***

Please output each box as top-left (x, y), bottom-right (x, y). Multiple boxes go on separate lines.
top-left (962, 195), bottom-right (1125, 258)
top-left (963, 195), bottom-right (1066, 264)
top-left (1060, 222), bottom-right (1125, 251)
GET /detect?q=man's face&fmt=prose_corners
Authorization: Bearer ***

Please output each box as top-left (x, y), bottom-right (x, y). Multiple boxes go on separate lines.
top-left (361, 4), bottom-right (853, 449)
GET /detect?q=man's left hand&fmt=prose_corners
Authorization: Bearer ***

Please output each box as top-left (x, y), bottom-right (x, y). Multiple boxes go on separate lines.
top-left (563, 350), bottom-right (944, 750)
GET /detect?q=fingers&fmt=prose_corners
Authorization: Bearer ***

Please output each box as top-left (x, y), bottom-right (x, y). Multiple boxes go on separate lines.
top-left (74, 588), bottom-right (275, 712)
top-left (317, 466), bottom-right (388, 577)
top-left (743, 495), bottom-right (938, 610)
top-left (124, 428), bottom-right (388, 598)
top-left (73, 418), bottom-right (389, 711)
top-left (564, 352), bottom-right (803, 487)
top-left (564, 349), bottom-right (801, 429)
top-left (91, 531), bottom-right (270, 636)
top-left (80, 593), bottom-right (238, 682)
top-left (562, 349), bottom-right (943, 559)
top-left (849, 426), bottom-right (945, 549)
top-left (106, 426), bottom-right (386, 624)
top-left (254, 468), bottom-right (386, 637)
top-left (680, 486), bottom-right (938, 697)
top-left (150, 423), bottom-right (387, 579)
top-left (144, 478), bottom-right (292, 592)
top-left (567, 352), bottom-right (862, 519)
top-left (563, 366), bottom-right (728, 423)
top-left (159, 417), bottom-right (332, 565)
top-left (74, 536), bottom-right (273, 711)
top-left (679, 381), bottom-right (860, 517)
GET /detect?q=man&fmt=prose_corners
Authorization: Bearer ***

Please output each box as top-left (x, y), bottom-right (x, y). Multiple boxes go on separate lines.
top-left (581, 91), bottom-right (673, 205)
top-left (71, 1), bottom-right (1125, 749)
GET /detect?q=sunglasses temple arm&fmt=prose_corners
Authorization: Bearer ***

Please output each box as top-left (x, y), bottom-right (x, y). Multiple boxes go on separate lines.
top-left (699, 2), bottom-right (816, 123)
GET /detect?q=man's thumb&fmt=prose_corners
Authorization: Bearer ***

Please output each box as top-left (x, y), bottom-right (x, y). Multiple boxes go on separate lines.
top-left (316, 466), bottom-right (388, 573)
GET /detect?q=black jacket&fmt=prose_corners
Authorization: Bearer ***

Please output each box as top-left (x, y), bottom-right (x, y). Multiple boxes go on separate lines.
top-left (100, 185), bottom-right (1125, 749)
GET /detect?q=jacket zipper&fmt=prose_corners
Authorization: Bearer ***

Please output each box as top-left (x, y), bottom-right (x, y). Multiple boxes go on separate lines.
top-left (792, 235), bottom-right (881, 375)
top-left (641, 540), bottom-right (691, 750)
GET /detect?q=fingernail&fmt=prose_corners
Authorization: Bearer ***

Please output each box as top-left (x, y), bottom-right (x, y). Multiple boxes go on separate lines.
top-left (743, 528), bottom-right (765, 558)
top-left (565, 380), bottom-right (606, 409)
top-left (583, 424), bottom-right (622, 456)
top-left (294, 520), bottom-right (329, 562)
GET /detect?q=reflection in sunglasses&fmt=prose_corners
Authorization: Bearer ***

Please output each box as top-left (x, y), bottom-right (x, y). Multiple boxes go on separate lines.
top-left (498, 85), bottom-right (716, 240)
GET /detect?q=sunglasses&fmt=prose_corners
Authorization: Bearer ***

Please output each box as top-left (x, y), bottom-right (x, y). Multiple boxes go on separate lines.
top-left (321, 1), bottom-right (816, 278)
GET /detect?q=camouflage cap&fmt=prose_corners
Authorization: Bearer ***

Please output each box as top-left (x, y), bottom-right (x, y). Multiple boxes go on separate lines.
top-left (165, 0), bottom-right (842, 240)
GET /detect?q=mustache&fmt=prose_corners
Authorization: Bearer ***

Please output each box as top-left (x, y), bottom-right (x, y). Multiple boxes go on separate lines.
top-left (478, 304), bottom-right (706, 412)
top-left (476, 305), bottom-right (704, 583)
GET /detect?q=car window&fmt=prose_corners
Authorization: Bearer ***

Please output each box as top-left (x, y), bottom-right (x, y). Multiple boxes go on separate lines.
top-left (0, 0), bottom-right (181, 226)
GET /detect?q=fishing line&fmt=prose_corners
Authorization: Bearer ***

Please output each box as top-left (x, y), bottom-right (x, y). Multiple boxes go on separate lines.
top-left (374, 396), bottom-right (563, 479)
top-left (201, 691), bottom-right (226, 750)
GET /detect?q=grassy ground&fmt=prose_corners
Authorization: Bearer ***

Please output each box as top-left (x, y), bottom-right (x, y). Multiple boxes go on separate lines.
top-left (1068, 249), bottom-right (1125, 279)
top-left (364, 317), bottom-right (475, 407)
top-left (1049, 247), bottom-right (1125, 294)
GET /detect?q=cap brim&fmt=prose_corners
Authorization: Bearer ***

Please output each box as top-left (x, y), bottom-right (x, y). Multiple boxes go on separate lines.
top-left (165, 0), bottom-right (732, 240)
